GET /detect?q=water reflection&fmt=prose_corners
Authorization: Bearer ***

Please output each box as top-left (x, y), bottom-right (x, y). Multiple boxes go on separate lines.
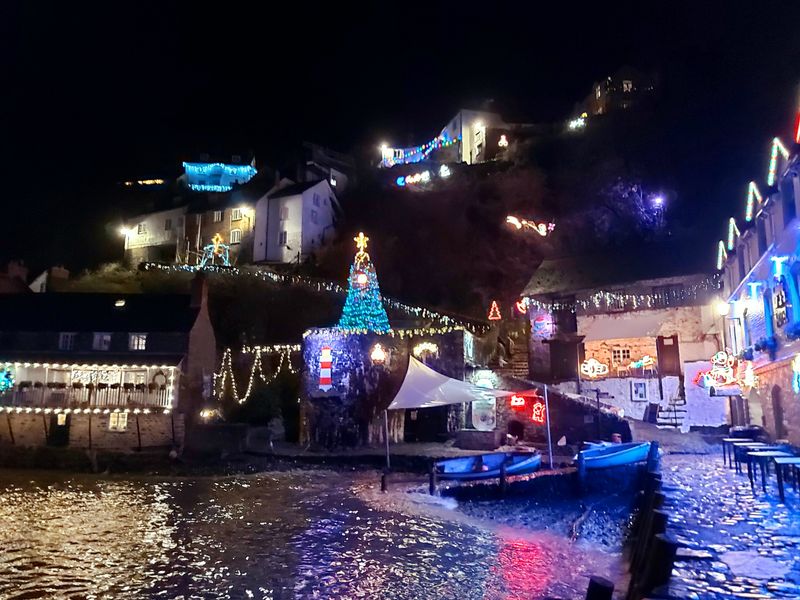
top-left (0, 470), bottom-right (617, 599)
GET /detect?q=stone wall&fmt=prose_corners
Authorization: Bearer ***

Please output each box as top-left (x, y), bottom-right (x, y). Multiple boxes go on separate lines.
top-left (751, 358), bottom-right (800, 444)
top-left (0, 412), bottom-right (184, 450)
top-left (555, 376), bottom-right (681, 420)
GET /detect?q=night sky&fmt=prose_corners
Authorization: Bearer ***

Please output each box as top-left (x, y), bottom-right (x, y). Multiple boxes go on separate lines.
top-left (2, 2), bottom-right (800, 272)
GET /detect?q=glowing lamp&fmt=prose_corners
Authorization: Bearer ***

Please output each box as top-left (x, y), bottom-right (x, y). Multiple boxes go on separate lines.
top-left (652, 195), bottom-right (664, 207)
top-left (356, 272), bottom-right (368, 286)
top-left (119, 227), bottom-right (131, 236)
top-left (714, 299), bottom-right (730, 317)
top-left (370, 343), bottom-right (387, 365)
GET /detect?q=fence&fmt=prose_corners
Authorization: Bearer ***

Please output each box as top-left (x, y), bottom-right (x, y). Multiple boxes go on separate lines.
top-left (1, 385), bottom-right (172, 409)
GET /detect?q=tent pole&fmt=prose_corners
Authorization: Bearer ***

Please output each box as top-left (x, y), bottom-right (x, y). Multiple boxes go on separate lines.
top-left (384, 409), bottom-right (391, 470)
top-left (544, 385), bottom-right (554, 470)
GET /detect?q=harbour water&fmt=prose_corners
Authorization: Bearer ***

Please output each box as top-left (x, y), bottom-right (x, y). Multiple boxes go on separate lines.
top-left (0, 468), bottom-right (623, 599)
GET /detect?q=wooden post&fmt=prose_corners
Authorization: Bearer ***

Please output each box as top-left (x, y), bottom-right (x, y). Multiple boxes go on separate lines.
top-left (647, 440), bottom-right (660, 471)
top-left (384, 410), bottom-right (391, 470)
top-left (577, 452), bottom-right (586, 493)
top-left (429, 463), bottom-right (438, 496)
top-left (585, 575), bottom-right (614, 600)
top-left (636, 533), bottom-right (678, 598)
top-left (88, 412), bottom-right (92, 450)
top-left (381, 471), bottom-right (388, 493)
top-left (135, 414), bottom-right (142, 451)
top-left (499, 462), bottom-right (507, 496)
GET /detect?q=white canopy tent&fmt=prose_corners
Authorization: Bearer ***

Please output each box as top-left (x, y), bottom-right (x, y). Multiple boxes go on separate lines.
top-left (388, 356), bottom-right (513, 410)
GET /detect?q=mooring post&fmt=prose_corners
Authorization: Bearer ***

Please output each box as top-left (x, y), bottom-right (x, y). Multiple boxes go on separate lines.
top-left (381, 470), bottom-right (388, 493)
top-left (636, 532), bottom-right (678, 599)
top-left (499, 462), bottom-right (507, 496)
top-left (577, 452), bottom-right (586, 493)
top-left (647, 440), bottom-right (660, 471)
top-left (585, 575), bottom-right (614, 600)
top-left (429, 463), bottom-right (438, 496)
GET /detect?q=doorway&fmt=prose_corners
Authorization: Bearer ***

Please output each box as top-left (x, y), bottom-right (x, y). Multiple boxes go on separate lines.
top-left (771, 385), bottom-right (787, 439)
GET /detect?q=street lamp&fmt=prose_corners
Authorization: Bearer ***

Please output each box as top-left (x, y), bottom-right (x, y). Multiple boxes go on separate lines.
top-left (370, 343), bottom-right (387, 366)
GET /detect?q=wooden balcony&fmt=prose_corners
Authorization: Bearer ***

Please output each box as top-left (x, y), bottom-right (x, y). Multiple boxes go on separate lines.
top-left (1, 383), bottom-right (173, 409)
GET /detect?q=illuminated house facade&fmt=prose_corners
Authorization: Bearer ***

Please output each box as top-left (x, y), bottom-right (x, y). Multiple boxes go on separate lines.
top-left (579, 66), bottom-right (656, 117)
top-left (523, 254), bottom-right (724, 430)
top-left (0, 275), bottom-right (216, 450)
top-left (717, 131), bottom-right (800, 443)
top-left (379, 108), bottom-right (522, 168)
top-left (253, 179), bottom-right (340, 264)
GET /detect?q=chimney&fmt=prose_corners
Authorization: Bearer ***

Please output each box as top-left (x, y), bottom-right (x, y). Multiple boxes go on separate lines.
top-left (7, 260), bottom-right (28, 283)
top-left (190, 272), bottom-right (208, 309)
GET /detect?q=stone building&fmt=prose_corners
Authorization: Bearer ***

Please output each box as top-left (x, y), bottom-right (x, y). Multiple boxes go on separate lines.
top-left (717, 127), bottom-right (800, 443)
top-left (521, 252), bottom-right (723, 430)
top-left (0, 274), bottom-right (216, 450)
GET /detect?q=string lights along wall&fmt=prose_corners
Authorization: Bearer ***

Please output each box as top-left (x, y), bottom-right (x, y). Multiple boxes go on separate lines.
top-left (214, 347), bottom-right (298, 404)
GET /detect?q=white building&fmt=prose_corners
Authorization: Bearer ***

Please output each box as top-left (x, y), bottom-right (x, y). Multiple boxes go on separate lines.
top-left (253, 180), bottom-right (339, 264)
top-left (122, 206), bottom-right (187, 264)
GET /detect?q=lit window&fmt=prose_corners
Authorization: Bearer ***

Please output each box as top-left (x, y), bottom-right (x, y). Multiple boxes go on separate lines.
top-left (612, 348), bottom-right (631, 364)
top-left (137, 223), bottom-right (147, 235)
top-left (280, 206), bottom-right (289, 220)
top-left (596, 85), bottom-right (601, 99)
top-left (164, 218), bottom-right (172, 231)
top-left (310, 209), bottom-right (318, 225)
top-left (330, 175), bottom-right (337, 187)
top-left (58, 332), bottom-right (76, 351)
top-left (230, 229), bottom-right (242, 244)
top-left (128, 333), bottom-right (147, 351)
top-left (230, 208), bottom-right (243, 221)
top-left (109, 412), bottom-right (128, 432)
top-left (92, 333), bottom-right (112, 351)
top-left (313, 193), bottom-right (320, 207)
top-left (279, 231), bottom-right (288, 245)
top-left (213, 210), bottom-right (223, 223)
top-left (623, 80), bottom-right (633, 92)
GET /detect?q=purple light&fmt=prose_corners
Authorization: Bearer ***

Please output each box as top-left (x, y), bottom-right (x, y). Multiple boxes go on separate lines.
top-left (653, 195), bottom-right (665, 207)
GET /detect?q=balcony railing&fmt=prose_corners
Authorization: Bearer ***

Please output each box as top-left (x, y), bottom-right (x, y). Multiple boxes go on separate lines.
top-left (0, 384), bottom-right (172, 409)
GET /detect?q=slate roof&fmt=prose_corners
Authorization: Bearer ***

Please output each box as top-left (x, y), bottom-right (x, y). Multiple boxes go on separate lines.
top-left (0, 293), bottom-right (199, 332)
top-left (522, 244), bottom-right (712, 297)
top-left (268, 179), bottom-right (327, 199)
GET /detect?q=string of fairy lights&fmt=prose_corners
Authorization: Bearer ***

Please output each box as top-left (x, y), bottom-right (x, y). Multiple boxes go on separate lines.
top-left (0, 406), bottom-right (170, 415)
top-left (524, 276), bottom-right (722, 313)
top-left (214, 346), bottom-right (298, 403)
top-left (140, 262), bottom-right (488, 334)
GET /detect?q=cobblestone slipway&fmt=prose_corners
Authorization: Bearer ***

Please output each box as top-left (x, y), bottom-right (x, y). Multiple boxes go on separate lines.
top-left (663, 454), bottom-right (800, 599)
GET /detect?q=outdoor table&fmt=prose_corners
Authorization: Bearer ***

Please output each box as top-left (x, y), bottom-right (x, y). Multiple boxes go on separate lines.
top-left (723, 437), bottom-right (755, 467)
top-left (731, 442), bottom-right (768, 473)
top-left (773, 456), bottom-right (800, 503)
top-left (747, 450), bottom-right (793, 493)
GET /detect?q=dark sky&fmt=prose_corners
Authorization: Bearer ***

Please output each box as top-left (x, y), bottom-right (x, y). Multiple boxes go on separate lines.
top-left (2, 1), bottom-right (800, 272)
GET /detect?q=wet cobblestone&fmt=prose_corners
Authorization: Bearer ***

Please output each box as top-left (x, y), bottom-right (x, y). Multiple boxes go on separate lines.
top-left (661, 454), bottom-right (800, 599)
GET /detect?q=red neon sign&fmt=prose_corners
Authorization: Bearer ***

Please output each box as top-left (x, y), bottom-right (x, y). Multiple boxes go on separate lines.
top-left (531, 401), bottom-right (546, 424)
top-left (510, 394), bottom-right (526, 410)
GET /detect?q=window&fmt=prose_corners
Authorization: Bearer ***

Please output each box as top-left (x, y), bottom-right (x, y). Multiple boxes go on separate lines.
top-left (279, 231), bottom-right (288, 245)
top-left (230, 228), bottom-right (242, 244)
top-left (58, 332), bottom-right (76, 351)
top-left (164, 218), bottom-right (172, 231)
top-left (128, 333), bottom-right (147, 351)
top-left (623, 80), bottom-right (633, 92)
top-left (213, 210), bottom-right (223, 223)
top-left (652, 284), bottom-right (685, 307)
top-left (280, 206), bottom-right (289, 220)
top-left (313, 193), bottom-right (320, 207)
top-left (310, 209), bottom-right (318, 225)
top-left (612, 348), bottom-right (631, 364)
top-left (109, 412), bottom-right (128, 432)
top-left (137, 223), bottom-right (147, 235)
top-left (596, 85), bottom-right (601, 99)
top-left (231, 208), bottom-right (243, 221)
top-left (92, 332), bottom-right (112, 351)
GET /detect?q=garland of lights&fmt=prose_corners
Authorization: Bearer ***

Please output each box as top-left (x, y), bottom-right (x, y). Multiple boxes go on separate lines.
top-left (727, 217), bottom-right (740, 251)
top-left (0, 406), bottom-right (170, 415)
top-left (140, 262), bottom-right (489, 334)
top-left (767, 137), bottom-right (790, 187)
top-left (214, 347), bottom-right (298, 404)
top-left (745, 181), bottom-right (764, 223)
top-left (525, 276), bottom-right (722, 313)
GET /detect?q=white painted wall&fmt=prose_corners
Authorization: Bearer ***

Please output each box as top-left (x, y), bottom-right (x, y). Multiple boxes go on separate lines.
top-left (557, 376), bottom-right (681, 420)
top-left (124, 207), bottom-right (186, 251)
top-left (253, 181), bottom-right (338, 264)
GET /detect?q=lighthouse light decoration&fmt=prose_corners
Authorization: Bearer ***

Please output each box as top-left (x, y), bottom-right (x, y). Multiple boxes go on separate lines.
top-left (319, 346), bottom-right (333, 392)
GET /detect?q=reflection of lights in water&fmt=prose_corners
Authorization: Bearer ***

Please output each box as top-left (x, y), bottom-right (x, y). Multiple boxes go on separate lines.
top-left (490, 537), bottom-right (551, 599)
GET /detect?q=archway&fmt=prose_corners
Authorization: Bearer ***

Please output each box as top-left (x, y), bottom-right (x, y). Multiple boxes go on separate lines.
top-left (508, 419), bottom-right (525, 441)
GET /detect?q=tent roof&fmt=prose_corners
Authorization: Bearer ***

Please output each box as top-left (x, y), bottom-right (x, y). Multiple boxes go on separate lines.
top-left (388, 356), bottom-right (512, 410)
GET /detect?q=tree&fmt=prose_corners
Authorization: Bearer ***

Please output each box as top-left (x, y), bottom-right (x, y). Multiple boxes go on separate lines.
top-left (337, 232), bottom-right (391, 333)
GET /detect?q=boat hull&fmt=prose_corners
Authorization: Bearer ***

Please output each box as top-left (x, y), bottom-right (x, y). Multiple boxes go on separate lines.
top-left (579, 441), bottom-right (651, 470)
top-left (435, 451), bottom-right (542, 481)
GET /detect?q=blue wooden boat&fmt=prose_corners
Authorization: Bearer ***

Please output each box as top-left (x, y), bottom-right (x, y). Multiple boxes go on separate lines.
top-left (435, 451), bottom-right (542, 481)
top-left (577, 441), bottom-right (651, 469)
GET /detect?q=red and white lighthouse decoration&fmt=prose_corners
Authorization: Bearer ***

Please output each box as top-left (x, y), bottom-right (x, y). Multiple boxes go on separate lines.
top-left (319, 346), bottom-right (333, 392)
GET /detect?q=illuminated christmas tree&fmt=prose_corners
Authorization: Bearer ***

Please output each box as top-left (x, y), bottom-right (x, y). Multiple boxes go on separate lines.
top-left (337, 232), bottom-right (391, 333)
